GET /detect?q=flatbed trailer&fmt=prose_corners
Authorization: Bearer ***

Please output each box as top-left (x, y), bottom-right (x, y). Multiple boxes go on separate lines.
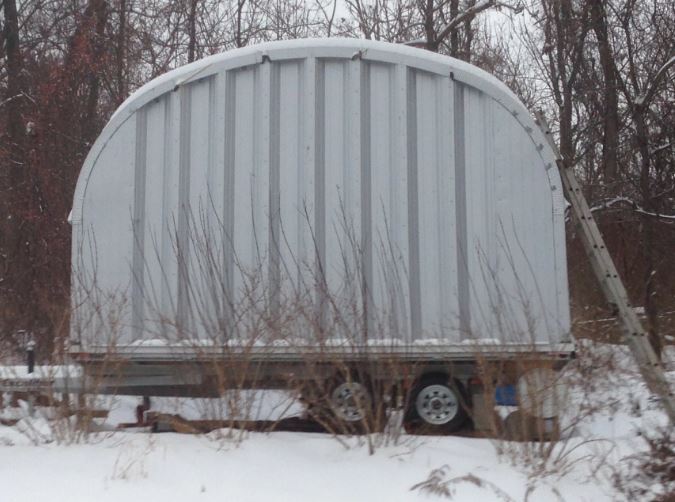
top-left (72, 343), bottom-right (574, 394)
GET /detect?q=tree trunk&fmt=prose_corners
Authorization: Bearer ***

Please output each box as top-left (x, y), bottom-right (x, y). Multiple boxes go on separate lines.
top-left (552, 0), bottom-right (575, 161)
top-left (116, 0), bottom-right (128, 105)
top-left (2, 0), bottom-right (22, 152)
top-left (423, 0), bottom-right (437, 52)
top-left (187, 0), bottom-right (198, 62)
top-left (462, 0), bottom-right (476, 62)
top-left (590, 0), bottom-right (620, 185)
top-left (1, 0), bottom-right (34, 347)
top-left (634, 107), bottom-right (661, 358)
top-left (83, 0), bottom-right (108, 144)
top-left (235, 0), bottom-right (246, 48)
top-left (2, 0), bottom-right (24, 196)
top-left (449, 0), bottom-right (459, 57)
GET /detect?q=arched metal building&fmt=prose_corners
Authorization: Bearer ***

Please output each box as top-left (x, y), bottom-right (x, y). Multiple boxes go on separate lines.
top-left (71, 38), bottom-right (570, 356)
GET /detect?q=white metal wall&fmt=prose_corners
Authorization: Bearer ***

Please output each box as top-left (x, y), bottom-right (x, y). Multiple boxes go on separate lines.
top-left (71, 39), bottom-right (570, 348)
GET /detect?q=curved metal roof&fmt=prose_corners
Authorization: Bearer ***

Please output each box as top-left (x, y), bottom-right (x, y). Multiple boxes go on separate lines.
top-left (72, 38), bottom-right (563, 225)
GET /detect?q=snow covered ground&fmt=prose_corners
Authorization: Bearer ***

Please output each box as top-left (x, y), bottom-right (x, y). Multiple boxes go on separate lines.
top-left (0, 342), bottom-right (672, 502)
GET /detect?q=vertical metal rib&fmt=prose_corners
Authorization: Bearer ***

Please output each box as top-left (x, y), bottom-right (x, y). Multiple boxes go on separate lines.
top-left (406, 68), bottom-right (421, 340)
top-left (300, 57), bottom-right (315, 288)
top-left (160, 93), bottom-right (176, 324)
top-left (268, 63), bottom-right (281, 316)
top-left (436, 77), bottom-right (453, 328)
top-left (314, 60), bottom-right (326, 324)
top-left (203, 73), bottom-right (225, 337)
top-left (454, 82), bottom-right (470, 338)
top-left (296, 61), bottom-right (306, 288)
top-left (223, 71), bottom-right (236, 333)
top-left (176, 85), bottom-right (192, 332)
top-left (360, 62), bottom-right (373, 338)
top-left (132, 107), bottom-right (148, 340)
top-left (207, 75), bottom-right (221, 224)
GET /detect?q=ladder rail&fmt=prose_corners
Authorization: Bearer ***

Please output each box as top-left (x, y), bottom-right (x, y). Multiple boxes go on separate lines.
top-left (535, 112), bottom-right (675, 424)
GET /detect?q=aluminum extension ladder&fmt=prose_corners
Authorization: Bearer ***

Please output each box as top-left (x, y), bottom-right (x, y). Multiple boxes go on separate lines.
top-left (535, 112), bottom-right (675, 425)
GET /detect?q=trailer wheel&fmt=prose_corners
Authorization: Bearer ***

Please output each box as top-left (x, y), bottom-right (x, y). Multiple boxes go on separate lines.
top-left (329, 380), bottom-right (372, 423)
top-left (303, 373), bottom-right (384, 433)
top-left (404, 374), bottom-right (468, 434)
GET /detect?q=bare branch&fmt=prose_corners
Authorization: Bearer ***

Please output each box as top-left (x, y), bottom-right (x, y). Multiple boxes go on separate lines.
top-left (635, 55), bottom-right (675, 108)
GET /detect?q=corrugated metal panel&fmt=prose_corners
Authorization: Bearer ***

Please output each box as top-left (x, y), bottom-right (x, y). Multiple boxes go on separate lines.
top-left (71, 39), bottom-right (570, 349)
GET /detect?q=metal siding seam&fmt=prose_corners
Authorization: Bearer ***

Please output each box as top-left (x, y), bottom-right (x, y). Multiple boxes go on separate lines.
top-left (301, 57), bottom-right (316, 290)
top-left (314, 60), bottom-right (326, 327)
top-left (454, 83), bottom-right (470, 339)
top-left (253, 64), bottom-right (267, 269)
top-left (492, 103), bottom-right (511, 336)
top-left (207, 73), bottom-right (225, 336)
top-left (269, 62), bottom-right (281, 318)
top-left (390, 63), bottom-right (409, 340)
top-left (436, 76), bottom-right (454, 336)
top-left (277, 61), bottom-right (302, 289)
top-left (359, 62), bottom-right (373, 339)
top-left (484, 95), bottom-right (496, 331)
top-left (361, 48), bottom-right (448, 76)
top-left (530, 136), bottom-right (552, 340)
top-left (140, 102), bottom-right (166, 335)
top-left (555, 213), bottom-right (571, 340)
top-left (294, 61), bottom-right (305, 288)
top-left (346, 59), bottom-right (363, 341)
top-left (176, 85), bottom-right (192, 333)
top-left (206, 75), bottom-right (221, 228)
top-left (160, 93), bottom-right (179, 325)
top-left (223, 71), bottom-right (236, 335)
top-left (321, 61), bottom-right (345, 294)
top-left (406, 68), bottom-right (421, 341)
top-left (132, 107), bottom-right (148, 340)
top-left (346, 60), bottom-right (361, 219)
top-left (231, 68), bottom-right (255, 303)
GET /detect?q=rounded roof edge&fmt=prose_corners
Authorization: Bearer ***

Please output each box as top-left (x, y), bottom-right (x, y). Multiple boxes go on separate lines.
top-left (110, 38), bottom-right (526, 123)
top-left (71, 38), bottom-right (562, 227)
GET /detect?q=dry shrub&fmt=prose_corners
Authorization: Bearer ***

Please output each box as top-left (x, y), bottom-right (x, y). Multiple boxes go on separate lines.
top-left (613, 427), bottom-right (675, 502)
top-left (0, 248), bottom-right (138, 445)
top-left (0, 360), bottom-right (112, 445)
top-left (68, 202), bottom-right (587, 459)
top-left (410, 465), bottom-right (517, 501)
top-left (459, 310), bottom-right (627, 482)
top-left (100, 206), bottom-right (419, 451)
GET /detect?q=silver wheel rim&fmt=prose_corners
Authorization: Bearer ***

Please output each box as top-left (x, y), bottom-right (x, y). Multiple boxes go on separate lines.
top-left (415, 384), bottom-right (459, 425)
top-left (331, 381), bottom-right (371, 422)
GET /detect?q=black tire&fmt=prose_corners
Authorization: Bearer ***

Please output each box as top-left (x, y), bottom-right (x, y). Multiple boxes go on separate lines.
top-left (403, 374), bottom-right (469, 435)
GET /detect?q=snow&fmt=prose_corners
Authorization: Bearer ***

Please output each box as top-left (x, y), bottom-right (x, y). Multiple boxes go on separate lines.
top-left (0, 430), bottom-right (621, 502)
top-left (590, 195), bottom-right (675, 220)
top-left (0, 342), bottom-right (672, 501)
